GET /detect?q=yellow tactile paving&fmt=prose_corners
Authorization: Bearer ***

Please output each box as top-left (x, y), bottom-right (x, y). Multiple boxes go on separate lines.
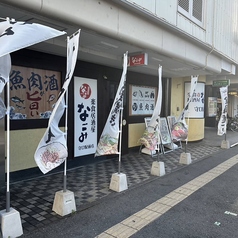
top-left (95, 156), bottom-right (238, 238)
top-left (157, 196), bottom-right (181, 207)
top-left (104, 223), bottom-right (137, 238)
top-left (146, 202), bottom-right (171, 214)
top-left (165, 191), bottom-right (188, 201)
top-left (134, 208), bottom-right (160, 222)
top-left (174, 187), bottom-right (195, 196)
top-left (121, 215), bottom-right (151, 230)
top-left (96, 233), bottom-right (115, 238)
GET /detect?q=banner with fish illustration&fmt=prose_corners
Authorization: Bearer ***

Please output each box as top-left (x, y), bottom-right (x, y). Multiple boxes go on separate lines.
top-left (9, 66), bottom-right (61, 120)
top-left (0, 54), bottom-right (11, 119)
top-left (217, 86), bottom-right (228, 136)
top-left (139, 66), bottom-right (162, 151)
top-left (95, 52), bottom-right (128, 156)
top-left (34, 30), bottom-right (80, 174)
top-left (0, 18), bottom-right (66, 58)
top-left (171, 75), bottom-right (198, 141)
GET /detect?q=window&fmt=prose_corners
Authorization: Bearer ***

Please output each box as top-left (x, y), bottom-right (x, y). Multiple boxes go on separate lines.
top-left (178, 0), bottom-right (204, 26)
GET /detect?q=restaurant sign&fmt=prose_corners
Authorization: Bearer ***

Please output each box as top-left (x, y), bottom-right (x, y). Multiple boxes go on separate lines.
top-left (128, 53), bottom-right (148, 67)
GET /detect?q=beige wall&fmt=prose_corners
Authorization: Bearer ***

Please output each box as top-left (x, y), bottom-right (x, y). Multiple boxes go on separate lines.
top-left (6, 128), bottom-right (64, 172)
top-left (171, 76), bottom-right (206, 141)
top-left (128, 123), bottom-right (145, 148)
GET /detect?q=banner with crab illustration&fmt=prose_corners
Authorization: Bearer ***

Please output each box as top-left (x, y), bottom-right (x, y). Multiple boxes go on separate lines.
top-left (34, 30), bottom-right (80, 174)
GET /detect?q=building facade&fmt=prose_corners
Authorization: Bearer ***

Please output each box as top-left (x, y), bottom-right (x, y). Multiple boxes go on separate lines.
top-left (0, 0), bottom-right (238, 180)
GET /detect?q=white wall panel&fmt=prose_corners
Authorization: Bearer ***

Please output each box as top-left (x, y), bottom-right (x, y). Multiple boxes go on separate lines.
top-left (125, 0), bottom-right (177, 25)
top-left (125, 0), bottom-right (238, 63)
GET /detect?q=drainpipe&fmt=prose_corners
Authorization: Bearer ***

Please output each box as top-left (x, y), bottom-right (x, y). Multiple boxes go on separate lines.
top-left (202, 0), bottom-right (215, 71)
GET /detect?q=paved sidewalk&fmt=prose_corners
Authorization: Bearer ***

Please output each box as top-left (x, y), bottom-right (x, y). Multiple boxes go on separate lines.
top-left (0, 127), bottom-right (238, 233)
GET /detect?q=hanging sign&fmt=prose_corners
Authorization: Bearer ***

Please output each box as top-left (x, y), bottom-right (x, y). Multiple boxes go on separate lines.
top-left (213, 80), bottom-right (230, 87)
top-left (128, 53), bottom-right (148, 67)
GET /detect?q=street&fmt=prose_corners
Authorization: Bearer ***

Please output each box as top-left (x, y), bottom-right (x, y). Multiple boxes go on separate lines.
top-left (21, 145), bottom-right (238, 238)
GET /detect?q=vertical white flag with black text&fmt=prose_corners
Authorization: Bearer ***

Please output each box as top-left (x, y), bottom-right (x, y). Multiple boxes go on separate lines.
top-left (171, 75), bottom-right (198, 141)
top-left (95, 52), bottom-right (128, 156)
top-left (217, 86), bottom-right (228, 136)
top-left (34, 30), bottom-right (80, 174)
top-left (139, 66), bottom-right (162, 151)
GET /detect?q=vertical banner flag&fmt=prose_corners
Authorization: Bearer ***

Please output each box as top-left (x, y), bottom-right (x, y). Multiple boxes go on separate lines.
top-left (217, 86), bottom-right (228, 136)
top-left (171, 75), bottom-right (198, 141)
top-left (0, 19), bottom-right (66, 58)
top-left (95, 52), bottom-right (128, 156)
top-left (139, 66), bottom-right (162, 151)
top-left (0, 54), bottom-right (11, 118)
top-left (34, 30), bottom-right (80, 174)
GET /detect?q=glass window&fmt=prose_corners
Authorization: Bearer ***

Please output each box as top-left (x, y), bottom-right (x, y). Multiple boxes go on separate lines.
top-left (178, 0), bottom-right (204, 26)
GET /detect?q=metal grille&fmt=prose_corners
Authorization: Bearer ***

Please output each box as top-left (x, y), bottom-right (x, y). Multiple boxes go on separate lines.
top-left (178, 0), bottom-right (189, 12)
top-left (192, 0), bottom-right (203, 21)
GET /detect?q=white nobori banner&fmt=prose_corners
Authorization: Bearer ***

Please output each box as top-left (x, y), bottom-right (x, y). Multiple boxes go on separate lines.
top-left (34, 30), bottom-right (80, 174)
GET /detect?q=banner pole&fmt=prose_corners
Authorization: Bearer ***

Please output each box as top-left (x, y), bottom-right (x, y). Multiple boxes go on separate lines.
top-left (63, 89), bottom-right (68, 192)
top-left (6, 80), bottom-right (10, 212)
top-left (157, 117), bottom-right (160, 162)
top-left (185, 112), bottom-right (190, 154)
top-left (118, 107), bottom-right (123, 174)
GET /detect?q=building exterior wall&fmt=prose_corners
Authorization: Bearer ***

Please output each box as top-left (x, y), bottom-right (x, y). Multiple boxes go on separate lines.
top-left (1, 0), bottom-right (236, 74)
top-left (124, 0), bottom-right (238, 65)
top-left (1, 0), bottom-right (238, 175)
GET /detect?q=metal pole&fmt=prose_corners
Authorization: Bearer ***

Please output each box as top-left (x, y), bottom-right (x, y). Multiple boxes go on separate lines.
top-left (63, 83), bottom-right (69, 192)
top-left (157, 118), bottom-right (160, 162)
top-left (185, 113), bottom-right (190, 154)
top-left (6, 80), bottom-right (10, 212)
top-left (118, 108), bottom-right (123, 174)
top-left (63, 35), bottom-right (70, 192)
top-left (63, 78), bottom-right (69, 192)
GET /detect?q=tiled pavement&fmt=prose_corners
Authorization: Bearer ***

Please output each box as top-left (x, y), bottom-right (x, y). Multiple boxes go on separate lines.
top-left (0, 128), bottom-right (237, 233)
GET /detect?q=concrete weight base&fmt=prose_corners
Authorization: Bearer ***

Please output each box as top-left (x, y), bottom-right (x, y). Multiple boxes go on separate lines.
top-left (179, 152), bottom-right (192, 165)
top-left (221, 140), bottom-right (230, 149)
top-left (109, 173), bottom-right (128, 192)
top-left (141, 148), bottom-right (156, 155)
top-left (0, 207), bottom-right (23, 238)
top-left (151, 161), bottom-right (165, 176)
top-left (52, 190), bottom-right (76, 216)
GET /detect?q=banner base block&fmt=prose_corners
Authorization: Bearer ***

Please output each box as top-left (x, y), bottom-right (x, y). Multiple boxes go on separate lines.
top-left (179, 152), bottom-right (192, 165)
top-left (221, 140), bottom-right (230, 149)
top-left (0, 207), bottom-right (23, 238)
top-left (141, 148), bottom-right (156, 155)
top-left (151, 161), bottom-right (165, 176)
top-left (52, 190), bottom-right (76, 216)
top-left (109, 173), bottom-right (128, 192)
